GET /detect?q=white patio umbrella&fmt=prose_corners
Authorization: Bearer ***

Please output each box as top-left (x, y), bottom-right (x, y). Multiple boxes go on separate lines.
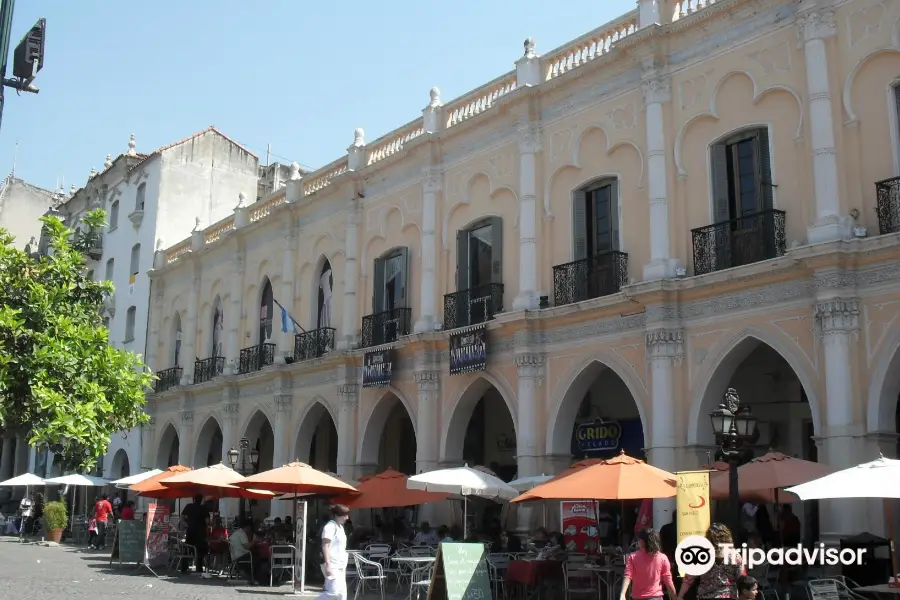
top-left (785, 455), bottom-right (900, 580)
top-left (407, 465), bottom-right (519, 537)
top-left (508, 474), bottom-right (553, 492)
top-left (46, 474), bottom-right (111, 527)
top-left (0, 473), bottom-right (46, 487)
top-left (111, 469), bottom-right (162, 489)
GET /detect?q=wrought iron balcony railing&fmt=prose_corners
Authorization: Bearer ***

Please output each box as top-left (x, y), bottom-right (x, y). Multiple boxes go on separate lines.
top-left (238, 343), bottom-right (275, 374)
top-left (154, 367), bottom-right (182, 393)
top-left (691, 209), bottom-right (786, 277)
top-left (876, 176), bottom-right (900, 235)
top-left (193, 356), bottom-right (225, 384)
top-left (443, 283), bottom-right (504, 330)
top-left (294, 327), bottom-right (335, 362)
top-left (553, 251), bottom-right (628, 307)
top-left (360, 307), bottom-right (412, 348)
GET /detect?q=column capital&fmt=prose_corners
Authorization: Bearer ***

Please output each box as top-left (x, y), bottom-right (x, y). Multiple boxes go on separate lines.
top-left (517, 120), bottom-right (542, 155)
top-left (516, 353), bottom-right (545, 387)
top-left (642, 75), bottom-right (671, 106)
top-left (222, 402), bottom-right (240, 423)
top-left (796, 7), bottom-right (836, 45)
top-left (180, 410), bottom-right (194, 426)
top-left (815, 298), bottom-right (860, 333)
top-left (646, 330), bottom-right (684, 361)
top-left (422, 167), bottom-right (443, 194)
top-left (414, 370), bottom-right (441, 392)
top-left (233, 250), bottom-right (245, 272)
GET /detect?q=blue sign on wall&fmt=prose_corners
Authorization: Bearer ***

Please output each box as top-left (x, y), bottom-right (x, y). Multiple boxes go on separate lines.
top-left (571, 418), bottom-right (644, 459)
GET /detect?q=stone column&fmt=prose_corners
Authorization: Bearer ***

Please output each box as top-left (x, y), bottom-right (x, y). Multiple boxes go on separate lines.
top-left (414, 369), bottom-right (440, 522)
top-left (146, 279), bottom-right (165, 371)
top-left (336, 384), bottom-right (358, 479)
top-left (225, 250), bottom-right (245, 375)
top-left (642, 73), bottom-right (679, 280)
top-left (339, 204), bottom-right (360, 349)
top-left (646, 330), bottom-right (684, 528)
top-left (516, 353), bottom-right (544, 532)
top-left (279, 222), bottom-right (298, 361)
top-left (180, 274), bottom-right (201, 384)
top-left (220, 398), bottom-right (240, 520)
top-left (178, 410), bottom-right (193, 467)
top-left (797, 4), bottom-right (842, 244)
top-left (513, 120), bottom-right (542, 310)
top-left (271, 394), bottom-right (293, 519)
top-left (815, 298), bottom-right (864, 538)
top-left (415, 169), bottom-right (441, 333)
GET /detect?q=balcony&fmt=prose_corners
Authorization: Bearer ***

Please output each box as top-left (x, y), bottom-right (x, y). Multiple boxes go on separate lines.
top-left (691, 209), bottom-right (786, 277)
top-left (443, 283), bottom-right (504, 330)
top-left (360, 307), bottom-right (412, 348)
top-left (76, 229), bottom-right (103, 261)
top-left (552, 251), bottom-right (628, 307)
top-left (876, 176), bottom-right (900, 235)
top-left (294, 328), bottom-right (335, 362)
top-left (154, 367), bottom-right (182, 393)
top-left (193, 356), bottom-right (225, 384)
top-left (238, 343), bottom-right (275, 374)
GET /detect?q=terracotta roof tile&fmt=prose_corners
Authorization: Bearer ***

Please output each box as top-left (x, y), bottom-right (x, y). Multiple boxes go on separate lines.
top-left (127, 125), bottom-right (258, 173)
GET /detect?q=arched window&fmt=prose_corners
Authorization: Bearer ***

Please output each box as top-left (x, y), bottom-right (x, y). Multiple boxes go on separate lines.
top-left (456, 216), bottom-right (503, 291)
top-left (105, 258), bottom-right (115, 281)
top-left (573, 178), bottom-right (619, 260)
top-left (372, 248), bottom-right (409, 314)
top-left (317, 260), bottom-right (333, 330)
top-left (259, 278), bottom-right (274, 343)
top-left (124, 306), bottom-right (137, 342)
top-left (129, 243), bottom-right (141, 283)
top-left (109, 201), bottom-right (119, 230)
top-left (136, 183), bottom-right (146, 211)
top-left (211, 296), bottom-right (224, 357)
top-left (710, 126), bottom-right (773, 224)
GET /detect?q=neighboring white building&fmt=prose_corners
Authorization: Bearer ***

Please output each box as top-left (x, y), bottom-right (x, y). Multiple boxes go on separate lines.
top-left (22, 127), bottom-right (260, 484)
top-left (0, 175), bottom-right (61, 250)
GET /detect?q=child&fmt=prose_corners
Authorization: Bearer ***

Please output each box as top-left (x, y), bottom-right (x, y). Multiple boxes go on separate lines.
top-left (737, 575), bottom-right (759, 600)
top-left (87, 518), bottom-right (98, 548)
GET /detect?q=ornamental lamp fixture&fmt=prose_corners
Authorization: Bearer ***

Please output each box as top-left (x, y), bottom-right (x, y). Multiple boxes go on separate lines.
top-left (227, 446), bottom-right (239, 468)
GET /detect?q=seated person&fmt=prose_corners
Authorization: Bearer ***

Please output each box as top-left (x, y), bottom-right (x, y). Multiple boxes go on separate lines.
top-left (229, 519), bottom-right (268, 584)
top-left (437, 526), bottom-right (450, 542)
top-left (210, 516), bottom-right (229, 542)
top-left (529, 526), bottom-right (550, 548)
top-left (413, 522), bottom-right (440, 546)
top-left (536, 532), bottom-right (566, 560)
top-left (120, 501), bottom-right (135, 521)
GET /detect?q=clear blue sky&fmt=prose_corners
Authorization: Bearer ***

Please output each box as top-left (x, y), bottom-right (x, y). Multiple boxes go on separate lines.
top-left (0, 0), bottom-right (634, 191)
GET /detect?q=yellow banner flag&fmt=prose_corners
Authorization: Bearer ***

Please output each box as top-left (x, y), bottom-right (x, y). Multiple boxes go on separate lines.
top-left (676, 470), bottom-right (711, 546)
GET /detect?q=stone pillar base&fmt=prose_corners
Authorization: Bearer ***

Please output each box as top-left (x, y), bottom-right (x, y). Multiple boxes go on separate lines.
top-left (807, 216), bottom-right (848, 245)
top-left (643, 258), bottom-right (682, 281)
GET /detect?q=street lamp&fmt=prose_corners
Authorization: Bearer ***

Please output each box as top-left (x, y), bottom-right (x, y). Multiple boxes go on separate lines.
top-left (709, 388), bottom-right (757, 538)
top-left (227, 437), bottom-right (259, 521)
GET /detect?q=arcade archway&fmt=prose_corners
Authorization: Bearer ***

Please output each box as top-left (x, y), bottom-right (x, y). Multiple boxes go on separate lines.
top-left (156, 424), bottom-right (180, 469)
top-left (359, 391), bottom-right (416, 475)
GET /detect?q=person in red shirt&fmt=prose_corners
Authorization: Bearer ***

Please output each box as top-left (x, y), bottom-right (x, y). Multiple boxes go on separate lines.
top-left (92, 494), bottom-right (113, 550)
top-left (120, 501), bottom-right (135, 521)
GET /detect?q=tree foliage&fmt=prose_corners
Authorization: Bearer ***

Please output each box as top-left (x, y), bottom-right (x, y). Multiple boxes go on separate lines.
top-left (0, 209), bottom-right (151, 472)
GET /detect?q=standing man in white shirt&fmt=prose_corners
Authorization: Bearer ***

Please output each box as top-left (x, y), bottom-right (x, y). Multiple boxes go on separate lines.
top-left (317, 504), bottom-right (350, 600)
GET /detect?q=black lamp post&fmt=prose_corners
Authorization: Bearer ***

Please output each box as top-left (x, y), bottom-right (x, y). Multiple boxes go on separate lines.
top-left (227, 437), bottom-right (259, 521)
top-left (709, 388), bottom-right (757, 538)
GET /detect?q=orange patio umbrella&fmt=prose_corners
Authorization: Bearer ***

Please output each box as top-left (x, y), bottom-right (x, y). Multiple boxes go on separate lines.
top-left (546, 458), bottom-right (605, 483)
top-left (709, 452), bottom-right (827, 504)
top-left (130, 465), bottom-right (193, 499)
top-left (333, 468), bottom-right (449, 509)
top-left (512, 451), bottom-right (677, 503)
top-left (160, 463), bottom-right (277, 499)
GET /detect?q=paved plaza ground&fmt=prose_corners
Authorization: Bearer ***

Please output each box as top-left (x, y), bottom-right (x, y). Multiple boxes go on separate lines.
top-left (0, 538), bottom-right (331, 600)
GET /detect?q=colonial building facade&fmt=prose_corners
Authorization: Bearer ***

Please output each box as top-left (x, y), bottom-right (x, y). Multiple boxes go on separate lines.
top-left (146, 0), bottom-right (900, 538)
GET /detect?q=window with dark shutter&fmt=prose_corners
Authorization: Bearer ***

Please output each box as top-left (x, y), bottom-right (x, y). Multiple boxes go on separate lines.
top-left (571, 179), bottom-right (619, 260)
top-left (710, 127), bottom-right (773, 223)
top-left (373, 247), bottom-right (410, 313)
top-left (259, 278), bottom-right (274, 342)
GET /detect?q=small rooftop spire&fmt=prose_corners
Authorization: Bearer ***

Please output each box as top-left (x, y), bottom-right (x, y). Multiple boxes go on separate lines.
top-left (69, 184), bottom-right (76, 196)
top-left (89, 167), bottom-right (97, 179)
top-left (290, 162), bottom-right (301, 181)
top-left (429, 87), bottom-right (442, 108)
top-left (127, 134), bottom-right (136, 156)
top-left (104, 154), bottom-right (113, 169)
top-left (352, 128), bottom-right (365, 147)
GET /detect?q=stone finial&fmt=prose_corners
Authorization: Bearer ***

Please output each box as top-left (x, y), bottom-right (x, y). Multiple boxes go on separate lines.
top-left (429, 87), bottom-right (442, 108)
top-left (89, 167), bottom-right (97, 179)
top-left (104, 154), bottom-right (113, 169)
top-left (524, 37), bottom-right (536, 58)
top-left (236, 192), bottom-right (247, 208)
top-left (155, 238), bottom-right (164, 251)
top-left (127, 134), bottom-right (136, 155)
top-left (352, 128), bottom-right (365, 147)
top-left (69, 184), bottom-right (76, 196)
top-left (192, 216), bottom-right (201, 232)
top-left (290, 162), bottom-right (301, 181)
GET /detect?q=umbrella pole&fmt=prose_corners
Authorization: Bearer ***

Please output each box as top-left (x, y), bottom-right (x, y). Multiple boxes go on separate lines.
top-left (301, 500), bottom-right (308, 594)
top-left (883, 498), bottom-right (900, 581)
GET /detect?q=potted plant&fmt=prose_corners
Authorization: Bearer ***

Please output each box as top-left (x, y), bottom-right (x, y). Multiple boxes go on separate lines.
top-left (43, 500), bottom-right (68, 543)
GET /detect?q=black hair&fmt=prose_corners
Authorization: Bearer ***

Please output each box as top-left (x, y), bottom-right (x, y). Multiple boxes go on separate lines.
top-left (330, 504), bottom-right (350, 517)
top-left (638, 528), bottom-right (661, 553)
top-left (737, 575), bottom-right (758, 594)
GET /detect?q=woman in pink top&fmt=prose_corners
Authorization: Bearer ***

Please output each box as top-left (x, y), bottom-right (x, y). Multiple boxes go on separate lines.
top-left (621, 528), bottom-right (678, 600)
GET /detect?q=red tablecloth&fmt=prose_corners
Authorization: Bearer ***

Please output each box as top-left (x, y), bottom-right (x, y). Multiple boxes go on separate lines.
top-left (506, 560), bottom-right (564, 586)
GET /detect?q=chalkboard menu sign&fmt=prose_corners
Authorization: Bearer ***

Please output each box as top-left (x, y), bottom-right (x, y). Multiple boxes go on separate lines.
top-left (427, 543), bottom-right (492, 600)
top-left (109, 520), bottom-right (145, 565)
top-left (449, 327), bottom-right (487, 376)
top-left (362, 348), bottom-right (393, 388)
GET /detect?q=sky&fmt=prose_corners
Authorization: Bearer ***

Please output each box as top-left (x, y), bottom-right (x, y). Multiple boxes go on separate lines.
top-left (0, 0), bottom-right (635, 192)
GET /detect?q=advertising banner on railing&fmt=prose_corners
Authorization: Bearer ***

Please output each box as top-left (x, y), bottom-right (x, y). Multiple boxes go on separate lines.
top-left (449, 326), bottom-right (487, 375)
top-left (362, 348), bottom-right (393, 388)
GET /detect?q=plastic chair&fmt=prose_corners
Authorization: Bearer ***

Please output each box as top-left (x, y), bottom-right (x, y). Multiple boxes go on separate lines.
top-left (353, 552), bottom-right (387, 600)
top-left (270, 544), bottom-right (295, 587)
top-left (564, 563), bottom-right (597, 600)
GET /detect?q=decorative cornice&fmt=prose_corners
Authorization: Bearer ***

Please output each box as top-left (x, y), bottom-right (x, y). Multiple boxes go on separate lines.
top-left (796, 7), bottom-right (835, 46)
top-left (815, 298), bottom-right (860, 334)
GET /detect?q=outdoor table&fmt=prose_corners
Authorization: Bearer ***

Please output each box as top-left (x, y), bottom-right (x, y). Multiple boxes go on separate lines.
top-left (392, 556), bottom-right (435, 564)
top-left (855, 584), bottom-right (900, 599)
top-left (584, 564), bottom-right (625, 599)
top-left (506, 559), bottom-right (564, 586)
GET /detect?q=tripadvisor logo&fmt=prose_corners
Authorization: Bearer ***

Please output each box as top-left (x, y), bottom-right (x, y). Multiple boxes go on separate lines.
top-left (675, 536), bottom-right (866, 576)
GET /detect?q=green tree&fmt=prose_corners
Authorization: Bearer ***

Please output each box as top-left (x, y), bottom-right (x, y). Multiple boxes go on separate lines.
top-left (0, 209), bottom-right (151, 472)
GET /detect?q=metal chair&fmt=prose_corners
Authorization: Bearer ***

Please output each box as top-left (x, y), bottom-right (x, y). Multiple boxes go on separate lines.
top-left (226, 552), bottom-right (255, 583)
top-left (808, 578), bottom-right (866, 600)
top-left (564, 563), bottom-right (597, 600)
top-left (269, 544), bottom-right (296, 587)
top-left (169, 542), bottom-right (197, 571)
top-left (353, 552), bottom-right (387, 600)
top-left (410, 562), bottom-right (434, 600)
top-left (487, 553), bottom-right (512, 599)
